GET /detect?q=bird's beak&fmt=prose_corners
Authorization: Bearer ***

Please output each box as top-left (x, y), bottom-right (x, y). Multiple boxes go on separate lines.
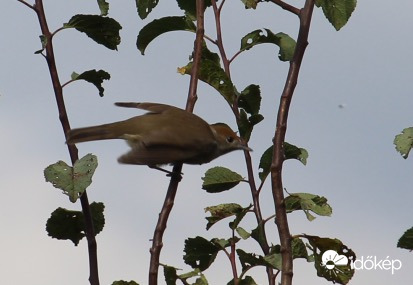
top-left (241, 145), bottom-right (253, 152)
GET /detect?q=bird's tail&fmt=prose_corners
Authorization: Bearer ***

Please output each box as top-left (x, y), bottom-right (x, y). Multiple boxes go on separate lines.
top-left (66, 123), bottom-right (122, 144)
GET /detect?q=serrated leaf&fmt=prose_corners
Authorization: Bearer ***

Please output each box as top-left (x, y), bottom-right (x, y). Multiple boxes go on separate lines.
top-left (204, 203), bottom-right (243, 229)
top-left (394, 127), bottom-right (413, 159)
top-left (97, 0), bottom-right (109, 16)
top-left (202, 167), bottom-right (243, 193)
top-left (305, 235), bottom-right (356, 285)
top-left (137, 16), bottom-right (196, 55)
top-left (45, 202), bottom-right (105, 246)
top-left (240, 29), bottom-right (296, 61)
top-left (184, 236), bottom-right (221, 271)
top-left (71, 69), bottom-right (111, 97)
top-left (258, 143), bottom-right (308, 182)
top-left (44, 154), bottom-right (98, 202)
top-left (179, 59), bottom-right (236, 103)
top-left (285, 193), bottom-right (332, 221)
top-left (163, 265), bottom-right (178, 285)
top-left (315, 0), bottom-right (357, 31)
top-left (64, 15), bottom-right (121, 50)
top-left (397, 227), bottom-right (413, 250)
top-left (135, 0), bottom-right (159, 19)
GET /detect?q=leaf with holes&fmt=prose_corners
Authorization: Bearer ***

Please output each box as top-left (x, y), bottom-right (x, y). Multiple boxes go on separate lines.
top-left (240, 29), bottom-right (296, 61)
top-left (44, 154), bottom-right (98, 202)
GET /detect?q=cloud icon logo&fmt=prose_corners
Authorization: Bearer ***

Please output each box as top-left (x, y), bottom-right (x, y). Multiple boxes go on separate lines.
top-left (322, 250), bottom-right (349, 270)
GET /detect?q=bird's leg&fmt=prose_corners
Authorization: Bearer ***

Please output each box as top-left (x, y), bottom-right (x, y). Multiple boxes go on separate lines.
top-left (149, 165), bottom-right (183, 178)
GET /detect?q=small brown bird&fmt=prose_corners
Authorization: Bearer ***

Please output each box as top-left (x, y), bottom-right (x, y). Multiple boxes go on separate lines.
top-left (67, 102), bottom-right (251, 168)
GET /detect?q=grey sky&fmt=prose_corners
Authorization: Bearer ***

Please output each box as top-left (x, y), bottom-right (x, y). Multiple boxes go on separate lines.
top-left (1, 0), bottom-right (412, 284)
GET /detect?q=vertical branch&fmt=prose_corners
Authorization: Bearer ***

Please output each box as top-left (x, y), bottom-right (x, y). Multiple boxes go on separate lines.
top-left (210, 1), bottom-right (275, 283)
top-left (270, 1), bottom-right (315, 285)
top-left (148, 1), bottom-right (205, 284)
top-left (27, 1), bottom-right (100, 284)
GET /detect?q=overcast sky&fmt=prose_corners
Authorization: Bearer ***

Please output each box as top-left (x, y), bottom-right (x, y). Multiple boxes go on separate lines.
top-left (1, 0), bottom-right (413, 284)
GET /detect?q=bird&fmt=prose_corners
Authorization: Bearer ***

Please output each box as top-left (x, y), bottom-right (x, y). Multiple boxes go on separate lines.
top-left (66, 102), bottom-right (251, 169)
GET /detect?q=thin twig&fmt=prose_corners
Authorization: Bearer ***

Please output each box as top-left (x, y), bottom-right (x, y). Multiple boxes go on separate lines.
top-left (264, 0), bottom-right (301, 16)
top-left (22, 1), bottom-right (100, 284)
top-left (148, 1), bottom-right (205, 284)
top-left (17, 0), bottom-right (34, 10)
top-left (270, 1), bottom-right (315, 285)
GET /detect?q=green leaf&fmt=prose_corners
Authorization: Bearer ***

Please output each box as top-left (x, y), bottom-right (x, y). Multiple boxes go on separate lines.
top-left (71, 69), bottom-right (111, 97)
top-left (284, 142), bottom-right (308, 164)
top-left (184, 236), bottom-right (221, 271)
top-left (394, 127), bottom-right (413, 159)
top-left (227, 276), bottom-right (258, 285)
top-left (236, 227), bottom-right (250, 240)
top-left (34, 35), bottom-right (47, 54)
top-left (305, 235), bottom-right (356, 284)
top-left (44, 154), bottom-right (98, 202)
top-left (258, 143), bottom-right (308, 182)
top-left (64, 15), bottom-right (122, 50)
top-left (238, 85), bottom-right (263, 141)
top-left (250, 223), bottom-right (266, 246)
top-left (240, 29), bottom-right (296, 61)
top-left (178, 268), bottom-right (201, 280)
top-left (111, 281), bottom-right (140, 285)
top-left (179, 59), bottom-right (236, 103)
top-left (135, 0), bottom-right (159, 19)
top-left (45, 202), bottom-right (105, 246)
top-left (237, 249), bottom-right (280, 271)
top-left (176, 0), bottom-right (212, 20)
top-left (315, 0), bottom-right (357, 31)
top-left (241, 0), bottom-right (258, 9)
top-left (292, 237), bottom-right (310, 260)
top-left (239, 85), bottom-right (261, 115)
top-left (202, 167), bottom-right (244, 193)
top-left (285, 193), bottom-right (332, 221)
top-left (238, 109), bottom-right (264, 142)
top-left (205, 203), bottom-right (243, 229)
top-left (137, 16), bottom-right (196, 55)
top-left (97, 0), bottom-right (109, 16)
top-left (163, 265), bottom-right (178, 285)
top-left (397, 227), bottom-right (413, 250)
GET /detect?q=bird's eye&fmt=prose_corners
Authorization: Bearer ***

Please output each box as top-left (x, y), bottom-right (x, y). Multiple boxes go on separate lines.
top-left (226, 136), bottom-right (234, 143)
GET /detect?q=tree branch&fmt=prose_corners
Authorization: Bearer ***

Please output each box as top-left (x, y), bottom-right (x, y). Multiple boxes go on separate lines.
top-left (27, 1), bottom-right (100, 284)
top-left (270, 1), bottom-right (315, 285)
top-left (148, 1), bottom-right (205, 284)
top-left (264, 0), bottom-right (300, 16)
